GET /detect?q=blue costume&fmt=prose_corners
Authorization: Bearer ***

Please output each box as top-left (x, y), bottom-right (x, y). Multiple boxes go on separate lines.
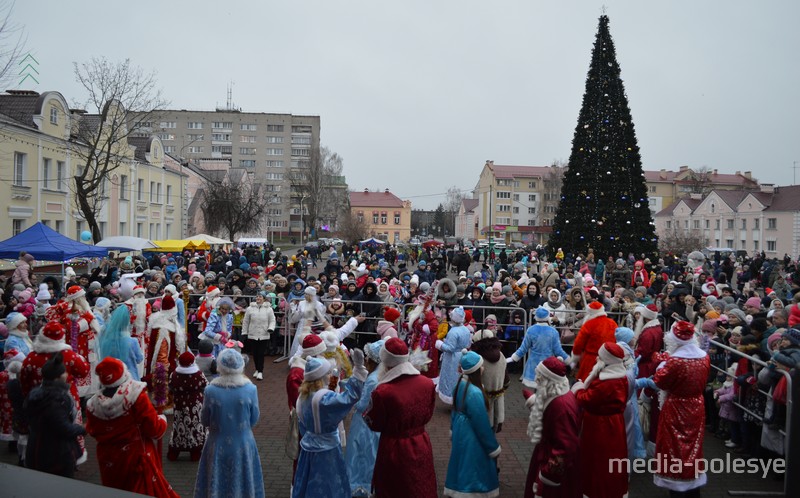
top-left (436, 322), bottom-right (471, 405)
top-left (345, 370), bottom-right (380, 497)
top-left (202, 310), bottom-right (234, 357)
top-left (194, 352), bottom-right (263, 498)
top-left (510, 316), bottom-right (569, 388)
top-left (4, 333), bottom-right (32, 356)
top-left (293, 377), bottom-right (365, 498)
top-left (444, 377), bottom-right (501, 497)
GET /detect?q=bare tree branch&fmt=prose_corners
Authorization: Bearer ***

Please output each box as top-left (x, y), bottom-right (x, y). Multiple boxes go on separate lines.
top-left (69, 57), bottom-right (168, 243)
top-left (200, 171), bottom-right (269, 241)
top-left (0, 1), bottom-right (26, 89)
top-left (338, 211), bottom-right (369, 244)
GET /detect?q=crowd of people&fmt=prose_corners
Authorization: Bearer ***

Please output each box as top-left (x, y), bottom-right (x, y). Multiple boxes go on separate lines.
top-left (0, 241), bottom-right (797, 497)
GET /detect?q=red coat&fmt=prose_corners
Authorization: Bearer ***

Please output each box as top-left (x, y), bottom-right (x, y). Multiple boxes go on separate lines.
top-left (0, 371), bottom-right (11, 440)
top-left (525, 392), bottom-right (581, 498)
top-left (788, 302), bottom-right (800, 328)
top-left (575, 377), bottom-right (629, 498)
top-left (85, 381), bottom-right (178, 498)
top-left (365, 373), bottom-right (437, 498)
top-left (635, 324), bottom-right (664, 381)
top-left (654, 355), bottom-right (710, 483)
top-left (20, 348), bottom-right (89, 402)
top-left (407, 310), bottom-right (440, 379)
top-left (573, 316), bottom-right (618, 381)
top-left (286, 364), bottom-right (304, 410)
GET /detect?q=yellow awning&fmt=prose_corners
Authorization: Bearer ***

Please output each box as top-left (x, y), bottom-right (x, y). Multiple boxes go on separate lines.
top-left (144, 239), bottom-right (210, 252)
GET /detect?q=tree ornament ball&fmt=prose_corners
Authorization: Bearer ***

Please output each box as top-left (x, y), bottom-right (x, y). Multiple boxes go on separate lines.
top-left (634, 203), bottom-right (641, 208)
top-left (80, 230), bottom-right (92, 242)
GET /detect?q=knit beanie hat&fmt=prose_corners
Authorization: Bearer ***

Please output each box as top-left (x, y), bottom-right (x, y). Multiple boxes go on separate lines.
top-left (217, 348), bottom-right (245, 375)
top-left (304, 357), bottom-right (331, 381)
top-left (460, 350), bottom-right (483, 374)
top-left (615, 327), bottom-right (635, 345)
top-left (534, 307), bottom-right (550, 322)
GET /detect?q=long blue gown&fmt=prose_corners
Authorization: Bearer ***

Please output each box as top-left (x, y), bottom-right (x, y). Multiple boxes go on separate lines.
top-left (194, 379), bottom-right (264, 498)
top-left (293, 377), bottom-right (364, 498)
top-left (345, 370), bottom-right (380, 497)
top-left (512, 323), bottom-right (569, 387)
top-left (444, 379), bottom-right (501, 497)
top-left (437, 324), bottom-right (471, 404)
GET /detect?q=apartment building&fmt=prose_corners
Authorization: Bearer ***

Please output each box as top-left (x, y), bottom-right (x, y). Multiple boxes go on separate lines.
top-left (472, 161), bottom-right (560, 245)
top-left (645, 166), bottom-right (760, 215)
top-left (135, 108), bottom-right (320, 235)
top-left (0, 90), bottom-right (185, 243)
top-left (349, 189), bottom-right (411, 243)
top-left (655, 186), bottom-right (800, 258)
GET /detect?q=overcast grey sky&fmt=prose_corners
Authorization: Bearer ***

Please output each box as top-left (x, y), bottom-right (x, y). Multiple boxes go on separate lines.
top-left (12, 0), bottom-right (800, 209)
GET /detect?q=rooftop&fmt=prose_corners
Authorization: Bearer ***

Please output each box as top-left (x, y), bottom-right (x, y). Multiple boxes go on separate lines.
top-left (349, 189), bottom-right (406, 208)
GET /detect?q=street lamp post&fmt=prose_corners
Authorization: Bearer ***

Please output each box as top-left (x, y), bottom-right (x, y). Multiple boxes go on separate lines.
top-left (299, 194), bottom-right (309, 246)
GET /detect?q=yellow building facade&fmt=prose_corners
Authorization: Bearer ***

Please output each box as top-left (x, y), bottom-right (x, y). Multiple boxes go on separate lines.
top-left (349, 189), bottom-right (411, 243)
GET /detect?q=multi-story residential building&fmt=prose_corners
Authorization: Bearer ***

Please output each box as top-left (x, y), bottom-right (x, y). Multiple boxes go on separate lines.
top-left (454, 198), bottom-right (478, 241)
top-left (134, 108), bottom-right (321, 236)
top-left (349, 189), bottom-right (411, 243)
top-left (473, 161), bottom-right (560, 245)
top-left (645, 166), bottom-right (760, 216)
top-left (0, 90), bottom-right (185, 243)
top-left (655, 185), bottom-right (800, 258)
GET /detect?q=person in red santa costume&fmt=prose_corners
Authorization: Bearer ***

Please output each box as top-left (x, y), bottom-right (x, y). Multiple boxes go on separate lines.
top-left (365, 337), bottom-right (437, 498)
top-left (652, 321), bottom-right (710, 497)
top-left (633, 303), bottom-right (664, 454)
top-left (45, 285), bottom-right (101, 397)
top-left (523, 356), bottom-right (581, 498)
top-left (571, 341), bottom-right (629, 498)
top-left (405, 291), bottom-right (440, 380)
top-left (195, 285), bottom-right (221, 339)
top-left (145, 294), bottom-right (186, 413)
top-left (20, 321), bottom-right (90, 464)
top-left (570, 301), bottom-right (618, 381)
top-left (85, 357), bottom-right (178, 498)
top-left (124, 285), bottom-right (152, 377)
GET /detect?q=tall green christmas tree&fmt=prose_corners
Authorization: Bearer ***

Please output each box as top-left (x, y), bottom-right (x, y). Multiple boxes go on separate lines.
top-left (549, 15), bottom-right (658, 260)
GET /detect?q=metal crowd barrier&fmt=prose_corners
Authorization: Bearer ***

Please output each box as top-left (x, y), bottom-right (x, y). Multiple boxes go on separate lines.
top-left (707, 336), bottom-right (794, 497)
top-left (525, 307), bottom-right (634, 349)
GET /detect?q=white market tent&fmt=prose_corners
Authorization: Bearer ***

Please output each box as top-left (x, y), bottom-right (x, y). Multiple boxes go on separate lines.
top-left (237, 237), bottom-right (268, 247)
top-left (97, 236), bottom-right (157, 252)
top-left (188, 233), bottom-right (233, 245)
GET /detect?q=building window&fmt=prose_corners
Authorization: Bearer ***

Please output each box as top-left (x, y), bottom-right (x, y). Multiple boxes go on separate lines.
top-left (649, 185), bottom-right (656, 193)
top-left (528, 181), bottom-right (537, 189)
top-left (267, 124), bottom-right (284, 132)
top-left (767, 218), bottom-right (777, 229)
top-left (119, 222), bottom-right (126, 235)
top-left (741, 239), bottom-right (746, 248)
top-left (528, 207), bottom-right (536, 214)
top-left (150, 182), bottom-right (156, 202)
top-left (741, 219), bottom-right (747, 230)
top-left (137, 223), bottom-right (143, 238)
top-left (211, 133), bottom-right (231, 141)
top-left (767, 240), bottom-right (776, 252)
top-left (187, 122), bottom-right (203, 129)
top-left (212, 122), bottom-right (233, 129)
top-left (43, 158), bottom-right (51, 189)
top-left (381, 213), bottom-right (387, 224)
top-left (528, 194), bottom-right (536, 202)
top-left (265, 173), bottom-right (284, 180)
top-left (291, 135), bottom-right (311, 145)
top-left (12, 219), bottom-right (23, 235)
top-left (49, 106), bottom-right (59, 124)
top-left (187, 134), bottom-right (204, 141)
top-left (754, 240), bottom-right (759, 251)
top-left (357, 211), bottom-right (364, 223)
top-left (165, 223), bottom-right (171, 239)
top-left (291, 148), bottom-right (310, 157)
top-left (240, 147), bottom-right (257, 155)
top-left (394, 212), bottom-right (400, 224)
top-left (496, 191), bottom-right (510, 199)
top-left (75, 221), bottom-right (83, 240)
top-left (666, 220), bottom-right (672, 229)
top-left (715, 219), bottom-right (720, 229)
top-left (55, 220), bottom-right (64, 234)
top-left (693, 220), bottom-right (700, 229)
top-left (754, 218), bottom-right (760, 230)
top-left (726, 239), bottom-right (734, 247)
top-left (240, 123), bottom-right (257, 131)
top-left (497, 204), bottom-right (511, 212)
top-left (56, 161), bottom-right (65, 191)
top-left (513, 207), bottom-right (519, 214)
top-left (211, 145), bottom-right (232, 155)
top-left (726, 219), bottom-right (734, 230)
top-left (240, 136), bottom-right (257, 143)
top-left (13, 152), bottom-right (25, 186)
top-left (157, 183), bottom-right (162, 203)
top-left (496, 217), bottom-right (511, 225)
top-left (239, 160), bottom-right (255, 168)
top-left (137, 179), bottom-right (144, 201)
top-left (705, 219), bottom-right (710, 229)
top-left (157, 133), bottom-right (175, 141)
top-left (187, 146), bottom-right (204, 153)
top-left (266, 148), bottom-right (284, 156)
top-left (166, 185), bottom-right (173, 205)
top-left (163, 146), bottom-right (176, 153)
top-left (160, 121), bottom-right (177, 129)
top-left (266, 136), bottom-right (283, 144)
top-left (291, 160), bottom-right (310, 169)
top-left (120, 175), bottom-right (128, 200)
top-left (373, 212), bottom-right (379, 224)
top-left (266, 160), bottom-right (284, 168)
top-left (512, 194), bottom-right (519, 202)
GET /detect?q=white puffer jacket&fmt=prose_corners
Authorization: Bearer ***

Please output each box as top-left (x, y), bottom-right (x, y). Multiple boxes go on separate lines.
top-left (242, 302), bottom-right (277, 340)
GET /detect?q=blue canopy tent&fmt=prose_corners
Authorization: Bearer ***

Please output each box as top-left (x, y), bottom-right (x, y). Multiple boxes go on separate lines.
top-left (0, 222), bottom-right (108, 261)
top-left (359, 237), bottom-right (386, 248)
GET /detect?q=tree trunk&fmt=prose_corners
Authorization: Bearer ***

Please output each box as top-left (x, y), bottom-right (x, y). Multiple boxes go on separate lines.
top-left (75, 182), bottom-right (102, 243)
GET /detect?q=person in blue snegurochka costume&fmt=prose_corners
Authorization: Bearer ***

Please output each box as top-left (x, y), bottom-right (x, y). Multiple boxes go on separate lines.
top-left (292, 352), bottom-right (368, 498)
top-left (4, 313), bottom-right (32, 356)
top-left (346, 339), bottom-right (385, 497)
top-left (435, 306), bottom-right (472, 405)
top-left (444, 350), bottom-right (501, 498)
top-left (506, 307), bottom-right (570, 388)
top-left (201, 297), bottom-right (234, 357)
top-left (615, 326), bottom-right (657, 461)
top-left (193, 348), bottom-right (264, 498)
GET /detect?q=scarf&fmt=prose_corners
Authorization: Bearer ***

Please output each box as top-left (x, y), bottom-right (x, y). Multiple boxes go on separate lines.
top-left (489, 294), bottom-right (506, 305)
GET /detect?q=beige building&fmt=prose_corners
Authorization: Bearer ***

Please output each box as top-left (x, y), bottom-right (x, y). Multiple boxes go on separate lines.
top-left (454, 198), bottom-right (479, 241)
top-left (0, 90), bottom-right (185, 244)
top-left (472, 161), bottom-right (561, 245)
top-left (133, 108), bottom-right (320, 235)
top-left (655, 185), bottom-right (800, 258)
top-left (644, 166), bottom-right (760, 216)
top-left (349, 189), bottom-right (411, 242)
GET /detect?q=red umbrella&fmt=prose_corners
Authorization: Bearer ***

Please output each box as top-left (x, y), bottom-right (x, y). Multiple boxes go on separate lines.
top-left (422, 239), bottom-right (443, 249)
